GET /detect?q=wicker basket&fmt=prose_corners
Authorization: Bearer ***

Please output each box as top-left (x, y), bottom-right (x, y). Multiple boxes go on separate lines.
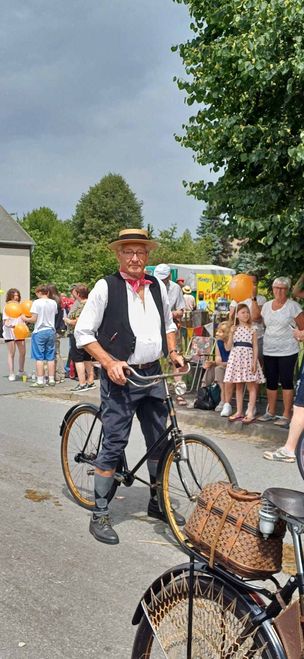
top-left (184, 481), bottom-right (286, 579)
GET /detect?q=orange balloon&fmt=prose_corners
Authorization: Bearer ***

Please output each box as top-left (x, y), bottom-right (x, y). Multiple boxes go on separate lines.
top-left (229, 274), bottom-right (253, 303)
top-left (20, 300), bottom-right (32, 316)
top-left (13, 323), bottom-right (30, 340)
top-left (4, 301), bottom-right (22, 318)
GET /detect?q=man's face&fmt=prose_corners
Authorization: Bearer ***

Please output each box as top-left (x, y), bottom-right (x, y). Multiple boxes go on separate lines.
top-left (117, 242), bottom-right (149, 278)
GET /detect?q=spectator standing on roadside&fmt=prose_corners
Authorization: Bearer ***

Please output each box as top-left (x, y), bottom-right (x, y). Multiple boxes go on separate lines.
top-left (229, 272), bottom-right (266, 365)
top-left (65, 284), bottom-right (81, 378)
top-left (258, 276), bottom-right (303, 427)
top-left (22, 285), bottom-right (57, 388)
top-left (264, 274), bottom-right (304, 461)
top-left (64, 284), bottom-right (96, 393)
top-left (153, 264), bottom-right (185, 326)
top-left (3, 288), bottom-right (26, 381)
top-left (154, 263), bottom-right (186, 405)
top-left (182, 285), bottom-right (196, 312)
top-left (47, 284), bottom-right (66, 383)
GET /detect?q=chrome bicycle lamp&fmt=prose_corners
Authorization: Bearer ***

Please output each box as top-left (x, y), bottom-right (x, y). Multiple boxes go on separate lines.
top-left (259, 499), bottom-right (279, 539)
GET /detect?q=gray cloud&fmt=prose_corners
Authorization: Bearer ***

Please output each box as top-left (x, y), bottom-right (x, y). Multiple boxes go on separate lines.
top-left (1, 0), bottom-right (209, 232)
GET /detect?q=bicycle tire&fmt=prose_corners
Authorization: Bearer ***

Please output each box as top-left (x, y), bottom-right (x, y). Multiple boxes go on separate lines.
top-left (131, 573), bottom-right (283, 658)
top-left (296, 430), bottom-right (304, 480)
top-left (160, 433), bottom-right (237, 546)
top-left (60, 403), bottom-right (120, 510)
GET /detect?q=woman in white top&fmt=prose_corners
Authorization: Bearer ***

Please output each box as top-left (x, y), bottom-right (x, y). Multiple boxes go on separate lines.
top-left (259, 276), bottom-right (303, 427)
top-left (3, 288), bottom-right (26, 381)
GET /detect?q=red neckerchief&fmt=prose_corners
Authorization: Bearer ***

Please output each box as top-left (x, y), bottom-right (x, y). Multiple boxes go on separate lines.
top-left (120, 271), bottom-right (152, 294)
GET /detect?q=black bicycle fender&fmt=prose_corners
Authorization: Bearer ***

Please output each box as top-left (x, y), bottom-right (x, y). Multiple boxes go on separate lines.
top-left (132, 561), bottom-right (197, 625)
top-left (59, 403), bottom-right (100, 436)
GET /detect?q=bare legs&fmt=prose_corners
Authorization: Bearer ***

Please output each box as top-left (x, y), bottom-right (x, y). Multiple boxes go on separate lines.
top-left (284, 405), bottom-right (304, 453)
top-left (266, 388), bottom-right (294, 420)
top-left (7, 341), bottom-right (16, 376)
top-left (75, 360), bottom-right (94, 386)
top-left (7, 340), bottom-right (26, 376)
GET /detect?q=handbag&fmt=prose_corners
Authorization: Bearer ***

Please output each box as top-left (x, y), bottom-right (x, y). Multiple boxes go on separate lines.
top-left (184, 481), bottom-right (286, 579)
top-left (194, 384), bottom-right (221, 411)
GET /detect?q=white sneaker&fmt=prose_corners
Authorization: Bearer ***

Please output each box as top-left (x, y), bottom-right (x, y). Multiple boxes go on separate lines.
top-left (220, 403), bottom-right (233, 417)
top-left (8, 374), bottom-right (16, 381)
top-left (215, 401), bottom-right (225, 412)
top-left (245, 406), bottom-right (257, 416)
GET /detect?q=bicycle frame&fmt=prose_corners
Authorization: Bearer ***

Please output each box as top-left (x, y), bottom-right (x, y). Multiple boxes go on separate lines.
top-left (61, 368), bottom-right (192, 492)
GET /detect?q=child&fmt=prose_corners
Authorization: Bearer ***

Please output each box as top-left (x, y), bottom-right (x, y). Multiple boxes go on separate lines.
top-left (224, 304), bottom-right (265, 423)
top-left (21, 284), bottom-right (57, 388)
top-left (3, 288), bottom-right (26, 381)
top-left (202, 321), bottom-right (232, 414)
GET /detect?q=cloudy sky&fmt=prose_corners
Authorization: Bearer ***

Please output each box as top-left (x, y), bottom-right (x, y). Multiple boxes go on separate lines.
top-left (1, 0), bottom-right (209, 234)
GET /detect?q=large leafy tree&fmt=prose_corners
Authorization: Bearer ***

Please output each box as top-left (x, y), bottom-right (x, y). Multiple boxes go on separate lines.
top-left (72, 173), bottom-right (143, 242)
top-left (150, 225), bottom-right (215, 265)
top-left (173, 0), bottom-right (304, 279)
top-left (19, 208), bottom-right (80, 293)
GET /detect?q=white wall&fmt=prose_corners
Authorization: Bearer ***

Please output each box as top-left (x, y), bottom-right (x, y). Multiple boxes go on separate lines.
top-left (0, 247), bottom-right (31, 311)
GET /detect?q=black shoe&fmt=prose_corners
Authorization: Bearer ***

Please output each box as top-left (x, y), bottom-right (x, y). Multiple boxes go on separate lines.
top-left (89, 514), bottom-right (119, 545)
top-left (147, 498), bottom-right (185, 526)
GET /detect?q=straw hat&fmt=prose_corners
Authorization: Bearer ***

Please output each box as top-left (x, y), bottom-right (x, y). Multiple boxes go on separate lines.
top-left (108, 228), bottom-right (158, 251)
top-left (182, 285), bottom-right (192, 294)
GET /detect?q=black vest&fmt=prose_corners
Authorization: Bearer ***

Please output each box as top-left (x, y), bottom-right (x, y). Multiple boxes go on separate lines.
top-left (97, 272), bottom-right (168, 361)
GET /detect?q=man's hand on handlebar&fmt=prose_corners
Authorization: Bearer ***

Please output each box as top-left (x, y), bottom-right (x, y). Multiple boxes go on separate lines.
top-left (170, 352), bottom-right (184, 369)
top-left (106, 359), bottom-right (129, 385)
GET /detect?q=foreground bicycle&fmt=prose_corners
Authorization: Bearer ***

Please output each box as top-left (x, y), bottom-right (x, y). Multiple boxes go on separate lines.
top-left (131, 486), bottom-right (304, 658)
top-left (60, 364), bottom-right (236, 545)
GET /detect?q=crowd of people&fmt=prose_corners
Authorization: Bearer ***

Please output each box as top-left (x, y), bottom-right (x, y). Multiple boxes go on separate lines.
top-left (200, 272), bottom-right (304, 463)
top-left (3, 255), bottom-right (304, 476)
top-left (2, 282), bottom-right (98, 392)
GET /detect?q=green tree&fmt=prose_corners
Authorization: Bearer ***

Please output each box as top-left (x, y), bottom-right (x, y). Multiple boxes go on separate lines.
top-left (173, 0), bottom-right (304, 279)
top-left (150, 225), bottom-right (215, 265)
top-left (196, 215), bottom-right (233, 265)
top-left (19, 208), bottom-right (80, 293)
top-left (72, 173), bottom-right (143, 242)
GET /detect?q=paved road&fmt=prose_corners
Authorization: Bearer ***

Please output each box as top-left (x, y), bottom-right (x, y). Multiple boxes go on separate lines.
top-left (0, 342), bottom-right (303, 658)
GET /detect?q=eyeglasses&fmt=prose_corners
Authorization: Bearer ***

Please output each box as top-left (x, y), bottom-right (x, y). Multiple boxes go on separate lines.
top-left (121, 249), bottom-right (147, 259)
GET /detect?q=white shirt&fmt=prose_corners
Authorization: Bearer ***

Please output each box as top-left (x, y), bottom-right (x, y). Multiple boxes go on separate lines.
top-left (261, 299), bottom-right (302, 356)
top-left (230, 295), bottom-right (267, 339)
top-left (2, 312), bottom-right (24, 340)
top-left (164, 280), bottom-right (185, 311)
top-left (183, 293), bottom-right (196, 311)
top-left (30, 298), bottom-right (57, 333)
top-left (75, 278), bottom-right (176, 364)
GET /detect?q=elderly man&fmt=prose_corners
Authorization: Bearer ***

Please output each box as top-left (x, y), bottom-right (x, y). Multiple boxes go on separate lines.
top-left (153, 263), bottom-right (185, 325)
top-left (75, 229), bottom-right (184, 545)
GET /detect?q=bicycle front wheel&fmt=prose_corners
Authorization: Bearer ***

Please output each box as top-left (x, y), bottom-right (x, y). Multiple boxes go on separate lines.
top-left (131, 573), bottom-right (282, 658)
top-left (161, 434), bottom-right (237, 546)
top-left (296, 430), bottom-right (304, 480)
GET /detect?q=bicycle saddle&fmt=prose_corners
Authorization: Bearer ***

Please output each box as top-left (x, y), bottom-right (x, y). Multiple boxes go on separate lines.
top-left (263, 487), bottom-right (304, 520)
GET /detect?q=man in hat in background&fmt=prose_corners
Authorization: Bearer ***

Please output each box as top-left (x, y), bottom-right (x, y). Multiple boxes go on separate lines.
top-left (153, 263), bottom-right (185, 325)
top-left (176, 277), bottom-right (185, 289)
top-left (154, 263), bottom-right (187, 406)
top-left (75, 229), bottom-right (184, 545)
top-left (182, 285), bottom-right (196, 312)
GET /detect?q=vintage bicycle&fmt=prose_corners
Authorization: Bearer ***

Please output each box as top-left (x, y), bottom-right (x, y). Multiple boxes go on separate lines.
top-left (131, 485), bottom-right (304, 658)
top-left (60, 363), bottom-right (236, 544)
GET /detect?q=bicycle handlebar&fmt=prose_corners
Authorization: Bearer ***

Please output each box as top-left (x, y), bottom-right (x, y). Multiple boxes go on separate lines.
top-left (124, 362), bottom-right (191, 388)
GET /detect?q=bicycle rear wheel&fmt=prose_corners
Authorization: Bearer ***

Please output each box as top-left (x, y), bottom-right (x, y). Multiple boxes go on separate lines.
top-left (131, 573), bottom-right (281, 658)
top-left (61, 404), bottom-right (120, 510)
top-left (161, 434), bottom-right (237, 546)
top-left (296, 430), bottom-right (304, 480)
